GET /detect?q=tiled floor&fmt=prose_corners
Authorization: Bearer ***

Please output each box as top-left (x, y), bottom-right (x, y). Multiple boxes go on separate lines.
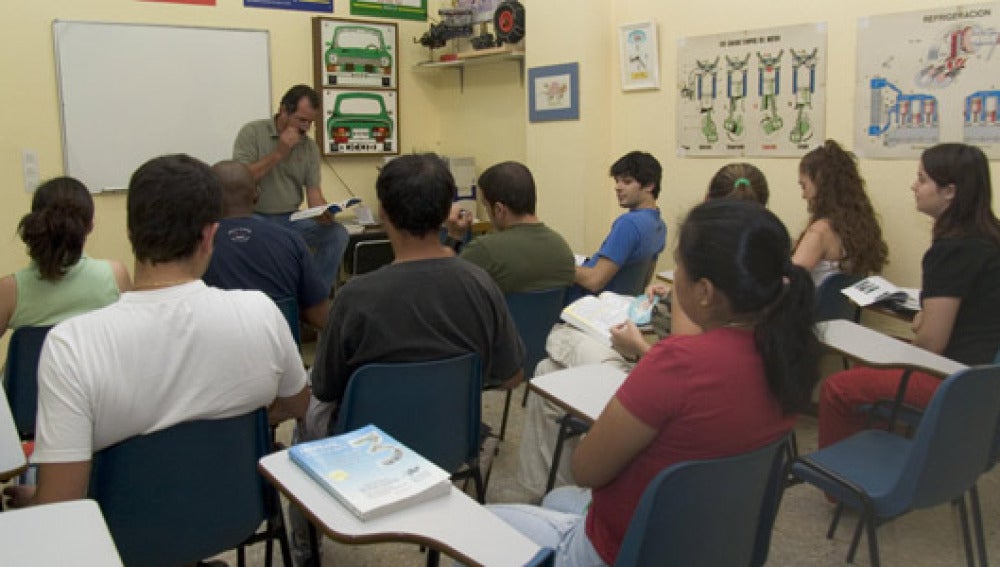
top-left (214, 377), bottom-right (1000, 566)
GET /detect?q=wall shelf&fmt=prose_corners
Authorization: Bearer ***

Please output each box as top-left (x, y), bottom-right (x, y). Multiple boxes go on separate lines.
top-left (415, 51), bottom-right (524, 92)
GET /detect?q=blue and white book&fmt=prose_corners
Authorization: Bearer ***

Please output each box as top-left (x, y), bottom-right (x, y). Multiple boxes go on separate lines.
top-left (289, 197), bottom-right (363, 222)
top-left (288, 424), bottom-right (451, 521)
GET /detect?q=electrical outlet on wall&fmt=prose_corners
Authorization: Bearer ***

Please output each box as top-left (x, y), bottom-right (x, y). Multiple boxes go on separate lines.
top-left (22, 149), bottom-right (40, 193)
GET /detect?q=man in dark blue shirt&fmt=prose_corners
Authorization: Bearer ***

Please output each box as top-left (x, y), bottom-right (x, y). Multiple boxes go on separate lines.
top-left (203, 160), bottom-right (330, 330)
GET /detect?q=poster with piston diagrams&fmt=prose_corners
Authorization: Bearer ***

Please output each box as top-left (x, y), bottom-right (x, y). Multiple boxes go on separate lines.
top-left (677, 23), bottom-right (827, 158)
top-left (856, 3), bottom-right (1000, 159)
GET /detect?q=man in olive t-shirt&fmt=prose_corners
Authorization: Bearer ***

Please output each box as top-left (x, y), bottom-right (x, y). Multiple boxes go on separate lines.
top-left (444, 161), bottom-right (575, 294)
top-left (233, 84), bottom-right (349, 293)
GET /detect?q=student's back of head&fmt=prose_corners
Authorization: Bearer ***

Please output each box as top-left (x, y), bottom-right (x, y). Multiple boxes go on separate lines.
top-left (127, 154), bottom-right (222, 264)
top-left (376, 154), bottom-right (455, 237)
top-left (706, 163), bottom-right (769, 205)
top-left (18, 177), bottom-right (95, 281)
top-left (678, 200), bottom-right (820, 413)
top-left (478, 161), bottom-right (536, 215)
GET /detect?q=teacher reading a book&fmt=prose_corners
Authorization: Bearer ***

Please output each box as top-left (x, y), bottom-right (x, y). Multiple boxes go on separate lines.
top-left (818, 143), bottom-right (1000, 449)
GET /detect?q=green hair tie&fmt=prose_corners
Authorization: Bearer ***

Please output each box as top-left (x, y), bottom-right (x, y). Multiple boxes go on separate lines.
top-left (733, 177), bottom-right (751, 189)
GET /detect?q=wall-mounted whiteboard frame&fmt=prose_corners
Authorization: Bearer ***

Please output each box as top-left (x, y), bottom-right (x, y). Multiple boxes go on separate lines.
top-left (54, 20), bottom-right (272, 193)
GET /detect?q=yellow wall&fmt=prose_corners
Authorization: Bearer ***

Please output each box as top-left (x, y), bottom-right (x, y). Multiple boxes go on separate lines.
top-left (507, 0), bottom-right (999, 291)
top-left (4, 0), bottom-right (998, 348)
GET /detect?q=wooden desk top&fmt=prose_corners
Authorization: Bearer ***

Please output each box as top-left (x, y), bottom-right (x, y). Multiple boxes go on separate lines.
top-left (259, 450), bottom-right (543, 567)
top-left (817, 319), bottom-right (966, 378)
top-left (528, 364), bottom-right (628, 424)
top-left (0, 500), bottom-right (123, 566)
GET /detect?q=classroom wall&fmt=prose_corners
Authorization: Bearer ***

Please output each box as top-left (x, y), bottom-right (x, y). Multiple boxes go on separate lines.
top-left (0, 0), bottom-right (449, 282)
top-left (524, 0), bottom-right (999, 291)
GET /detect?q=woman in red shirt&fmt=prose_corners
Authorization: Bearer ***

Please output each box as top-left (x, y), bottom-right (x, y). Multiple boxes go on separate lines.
top-left (494, 199), bottom-right (821, 565)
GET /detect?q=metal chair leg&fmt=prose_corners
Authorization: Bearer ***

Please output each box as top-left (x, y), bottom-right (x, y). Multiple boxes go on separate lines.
top-left (864, 510), bottom-right (880, 567)
top-left (970, 485), bottom-right (989, 567)
top-left (498, 389), bottom-right (512, 441)
top-left (521, 382), bottom-right (530, 406)
top-left (847, 515), bottom-right (864, 563)
top-left (308, 522), bottom-right (320, 566)
top-left (827, 503), bottom-right (844, 539)
top-left (545, 417), bottom-right (572, 494)
top-left (957, 496), bottom-right (975, 567)
top-left (237, 546), bottom-right (247, 567)
top-left (426, 549), bottom-right (441, 567)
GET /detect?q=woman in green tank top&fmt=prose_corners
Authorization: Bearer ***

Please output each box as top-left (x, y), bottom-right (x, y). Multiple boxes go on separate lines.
top-left (0, 177), bottom-right (131, 337)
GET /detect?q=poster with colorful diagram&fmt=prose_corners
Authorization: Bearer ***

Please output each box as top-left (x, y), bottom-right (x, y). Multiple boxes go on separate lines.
top-left (676, 23), bottom-right (827, 158)
top-left (350, 0), bottom-right (426, 21)
top-left (855, 3), bottom-right (1000, 159)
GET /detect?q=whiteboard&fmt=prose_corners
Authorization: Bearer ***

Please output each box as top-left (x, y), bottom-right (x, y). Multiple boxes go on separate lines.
top-left (54, 21), bottom-right (271, 192)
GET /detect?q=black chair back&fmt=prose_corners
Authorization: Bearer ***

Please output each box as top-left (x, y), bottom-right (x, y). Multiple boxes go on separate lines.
top-left (3, 326), bottom-right (53, 439)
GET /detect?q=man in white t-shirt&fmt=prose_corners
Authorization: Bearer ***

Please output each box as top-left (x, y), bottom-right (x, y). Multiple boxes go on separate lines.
top-left (5, 154), bottom-right (310, 508)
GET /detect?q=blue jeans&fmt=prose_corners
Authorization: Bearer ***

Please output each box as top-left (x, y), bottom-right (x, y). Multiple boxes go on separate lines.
top-left (256, 213), bottom-right (350, 292)
top-left (488, 487), bottom-right (607, 567)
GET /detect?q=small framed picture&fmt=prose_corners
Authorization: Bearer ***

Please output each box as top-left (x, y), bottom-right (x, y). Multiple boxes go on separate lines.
top-left (528, 62), bottom-right (579, 122)
top-left (619, 21), bottom-right (660, 91)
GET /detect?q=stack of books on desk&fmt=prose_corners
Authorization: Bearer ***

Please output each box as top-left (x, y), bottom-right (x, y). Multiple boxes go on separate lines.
top-left (289, 424), bottom-right (451, 521)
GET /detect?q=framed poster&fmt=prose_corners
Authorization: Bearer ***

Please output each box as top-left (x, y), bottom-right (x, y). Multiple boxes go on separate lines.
top-left (619, 21), bottom-right (660, 91)
top-left (313, 18), bottom-right (397, 89)
top-left (319, 89), bottom-right (398, 155)
top-left (244, 0), bottom-right (332, 12)
top-left (528, 63), bottom-right (579, 122)
top-left (350, 0), bottom-right (427, 21)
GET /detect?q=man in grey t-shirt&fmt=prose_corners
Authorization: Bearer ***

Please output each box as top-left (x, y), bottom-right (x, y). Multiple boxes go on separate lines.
top-left (233, 84), bottom-right (349, 293)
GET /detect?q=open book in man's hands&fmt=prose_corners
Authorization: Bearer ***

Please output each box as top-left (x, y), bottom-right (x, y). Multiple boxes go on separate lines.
top-left (841, 276), bottom-right (920, 311)
top-left (289, 197), bottom-right (363, 222)
top-left (561, 292), bottom-right (657, 345)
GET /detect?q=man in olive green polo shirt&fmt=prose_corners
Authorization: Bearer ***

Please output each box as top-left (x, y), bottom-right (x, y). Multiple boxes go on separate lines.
top-left (233, 84), bottom-right (349, 293)
top-left (444, 161), bottom-right (575, 293)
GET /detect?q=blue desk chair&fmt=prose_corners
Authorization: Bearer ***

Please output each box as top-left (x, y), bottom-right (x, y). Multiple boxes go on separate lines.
top-left (89, 408), bottom-right (290, 567)
top-left (815, 272), bottom-right (862, 323)
top-left (273, 296), bottom-right (301, 346)
top-left (3, 326), bottom-right (53, 440)
top-left (333, 353), bottom-right (485, 501)
top-left (791, 365), bottom-right (1000, 567)
top-left (614, 436), bottom-right (788, 567)
top-left (498, 287), bottom-right (567, 440)
top-left (605, 258), bottom-right (657, 297)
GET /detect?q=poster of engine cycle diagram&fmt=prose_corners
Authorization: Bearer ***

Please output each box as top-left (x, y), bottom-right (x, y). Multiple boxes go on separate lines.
top-left (676, 23), bottom-right (827, 158)
top-left (855, 3), bottom-right (1000, 159)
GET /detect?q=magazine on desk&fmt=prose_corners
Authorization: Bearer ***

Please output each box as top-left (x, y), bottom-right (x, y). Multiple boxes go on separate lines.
top-left (288, 424), bottom-right (451, 521)
top-left (841, 276), bottom-right (920, 311)
top-left (561, 292), bottom-right (656, 345)
top-left (289, 197), bottom-right (363, 222)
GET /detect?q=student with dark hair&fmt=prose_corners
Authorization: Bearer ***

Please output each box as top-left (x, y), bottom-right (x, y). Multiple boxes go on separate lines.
top-left (706, 161), bottom-right (769, 204)
top-left (499, 200), bottom-right (820, 566)
top-left (0, 177), bottom-right (130, 338)
top-left (295, 154), bottom-right (525, 564)
top-left (233, 83), bottom-right (349, 294)
top-left (443, 161), bottom-right (575, 293)
top-left (203, 160), bottom-right (331, 330)
top-left (571, 151), bottom-right (666, 299)
top-left (792, 139), bottom-right (888, 287)
top-left (4, 154), bottom-right (310, 509)
top-left (819, 142), bottom-right (1000, 448)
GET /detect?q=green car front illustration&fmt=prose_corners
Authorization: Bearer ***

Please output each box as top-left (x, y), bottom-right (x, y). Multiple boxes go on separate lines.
top-left (327, 92), bottom-right (393, 153)
top-left (326, 26), bottom-right (392, 87)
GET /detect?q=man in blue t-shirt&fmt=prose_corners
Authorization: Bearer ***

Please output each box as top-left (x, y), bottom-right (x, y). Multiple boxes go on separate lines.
top-left (568, 151), bottom-right (667, 302)
top-left (203, 161), bottom-right (330, 330)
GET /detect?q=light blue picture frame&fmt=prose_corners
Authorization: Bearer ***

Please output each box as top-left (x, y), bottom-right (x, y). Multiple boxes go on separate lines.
top-left (528, 62), bottom-right (579, 122)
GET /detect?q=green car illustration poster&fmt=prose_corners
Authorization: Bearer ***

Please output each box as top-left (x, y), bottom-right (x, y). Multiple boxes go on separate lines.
top-left (317, 19), bottom-right (397, 89)
top-left (321, 90), bottom-right (398, 155)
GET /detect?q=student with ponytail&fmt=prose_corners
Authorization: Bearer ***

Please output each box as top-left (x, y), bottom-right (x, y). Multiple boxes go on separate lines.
top-left (819, 143), bottom-right (1000, 448)
top-left (0, 177), bottom-right (131, 337)
top-left (706, 161), bottom-right (770, 205)
top-left (499, 200), bottom-right (820, 566)
top-left (793, 139), bottom-right (888, 286)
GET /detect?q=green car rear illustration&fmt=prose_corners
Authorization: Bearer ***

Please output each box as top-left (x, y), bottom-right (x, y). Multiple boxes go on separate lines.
top-left (325, 26), bottom-right (392, 87)
top-left (327, 92), bottom-right (393, 153)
